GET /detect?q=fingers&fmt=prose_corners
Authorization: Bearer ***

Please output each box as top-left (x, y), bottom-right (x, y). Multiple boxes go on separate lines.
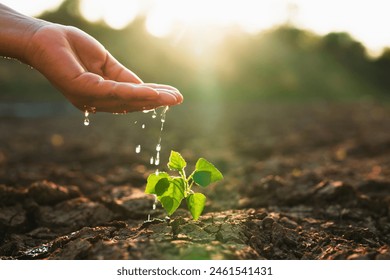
top-left (94, 55), bottom-right (184, 110)
top-left (66, 73), bottom-right (183, 113)
top-left (102, 53), bottom-right (144, 84)
top-left (142, 83), bottom-right (184, 104)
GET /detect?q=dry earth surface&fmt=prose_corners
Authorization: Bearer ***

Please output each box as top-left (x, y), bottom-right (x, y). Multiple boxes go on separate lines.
top-left (1, 101), bottom-right (389, 259)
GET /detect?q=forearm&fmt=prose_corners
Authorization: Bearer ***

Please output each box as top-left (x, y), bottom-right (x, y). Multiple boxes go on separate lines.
top-left (0, 3), bottom-right (47, 63)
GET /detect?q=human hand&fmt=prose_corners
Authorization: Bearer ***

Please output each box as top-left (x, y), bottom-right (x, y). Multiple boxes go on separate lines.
top-left (25, 24), bottom-right (183, 113)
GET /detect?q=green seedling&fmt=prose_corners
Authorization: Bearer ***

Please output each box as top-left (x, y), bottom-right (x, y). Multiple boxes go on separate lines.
top-left (145, 150), bottom-right (223, 220)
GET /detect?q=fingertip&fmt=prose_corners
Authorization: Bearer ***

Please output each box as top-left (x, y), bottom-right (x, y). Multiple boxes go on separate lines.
top-left (158, 89), bottom-right (184, 105)
top-left (175, 90), bottom-right (184, 104)
top-left (166, 88), bottom-right (183, 104)
top-left (142, 83), bottom-right (183, 104)
top-left (157, 90), bottom-right (178, 105)
top-left (132, 85), bottom-right (159, 99)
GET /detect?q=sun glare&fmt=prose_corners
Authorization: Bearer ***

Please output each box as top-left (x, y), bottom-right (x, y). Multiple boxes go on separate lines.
top-left (292, 0), bottom-right (390, 56)
top-left (80, 0), bottom-right (139, 29)
top-left (1, 0), bottom-right (63, 16)
top-left (145, 0), bottom-right (287, 37)
top-left (2, 0), bottom-right (389, 54)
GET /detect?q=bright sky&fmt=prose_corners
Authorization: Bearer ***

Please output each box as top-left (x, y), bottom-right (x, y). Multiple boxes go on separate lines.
top-left (3, 0), bottom-right (390, 55)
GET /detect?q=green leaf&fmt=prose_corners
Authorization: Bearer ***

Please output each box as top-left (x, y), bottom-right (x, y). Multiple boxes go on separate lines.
top-left (187, 193), bottom-right (206, 221)
top-left (159, 177), bottom-right (186, 215)
top-left (170, 177), bottom-right (186, 199)
top-left (155, 178), bottom-right (170, 196)
top-left (194, 158), bottom-right (223, 185)
top-left (160, 196), bottom-right (178, 215)
top-left (193, 171), bottom-right (212, 187)
top-left (167, 151), bottom-right (187, 171)
top-left (145, 172), bottom-right (170, 194)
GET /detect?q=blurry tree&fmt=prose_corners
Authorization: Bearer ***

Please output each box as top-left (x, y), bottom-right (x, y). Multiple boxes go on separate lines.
top-left (0, 0), bottom-right (389, 102)
top-left (215, 27), bottom-right (385, 101)
top-left (372, 48), bottom-right (390, 92)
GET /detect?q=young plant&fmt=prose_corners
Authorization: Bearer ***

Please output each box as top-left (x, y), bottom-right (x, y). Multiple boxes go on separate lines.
top-left (145, 151), bottom-right (223, 220)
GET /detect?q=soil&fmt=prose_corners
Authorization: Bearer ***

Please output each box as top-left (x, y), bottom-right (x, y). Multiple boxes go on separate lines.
top-left (0, 101), bottom-right (389, 260)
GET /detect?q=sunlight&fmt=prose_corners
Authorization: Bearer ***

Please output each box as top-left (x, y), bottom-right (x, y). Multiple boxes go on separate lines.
top-left (2, 0), bottom-right (389, 54)
top-left (144, 0), bottom-right (287, 37)
top-left (291, 0), bottom-right (390, 56)
top-left (143, 0), bottom-right (289, 57)
top-left (1, 0), bottom-right (63, 16)
top-left (80, 0), bottom-right (139, 29)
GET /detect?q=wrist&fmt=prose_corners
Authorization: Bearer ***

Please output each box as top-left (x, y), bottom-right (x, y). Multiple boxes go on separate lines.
top-left (0, 4), bottom-right (50, 63)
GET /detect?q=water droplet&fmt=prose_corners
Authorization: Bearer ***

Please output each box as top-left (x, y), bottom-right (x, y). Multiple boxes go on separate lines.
top-left (84, 110), bottom-right (90, 126)
top-left (150, 156), bottom-right (154, 165)
top-left (155, 169), bottom-right (159, 175)
top-left (162, 106), bottom-right (169, 115)
top-left (155, 151), bottom-right (160, 165)
top-left (135, 144), bottom-right (141, 153)
top-left (152, 195), bottom-right (157, 210)
top-left (159, 106), bottom-right (169, 131)
top-left (142, 124), bottom-right (145, 129)
top-left (156, 143), bottom-right (161, 152)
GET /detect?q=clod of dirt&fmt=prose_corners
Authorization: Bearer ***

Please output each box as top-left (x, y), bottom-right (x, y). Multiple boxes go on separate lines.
top-left (0, 204), bottom-right (27, 230)
top-left (0, 185), bottom-right (26, 206)
top-left (28, 180), bottom-right (80, 205)
top-left (36, 197), bottom-right (116, 233)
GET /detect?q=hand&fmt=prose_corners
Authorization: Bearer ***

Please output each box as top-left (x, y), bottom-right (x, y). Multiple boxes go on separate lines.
top-left (25, 24), bottom-right (183, 113)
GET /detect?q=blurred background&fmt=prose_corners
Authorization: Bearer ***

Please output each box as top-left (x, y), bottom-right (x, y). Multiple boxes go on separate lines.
top-left (1, 0), bottom-right (389, 105)
top-left (0, 0), bottom-right (390, 172)
top-left (2, 1), bottom-right (390, 260)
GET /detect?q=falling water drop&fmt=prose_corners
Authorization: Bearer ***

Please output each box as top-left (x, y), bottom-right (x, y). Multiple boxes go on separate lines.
top-left (155, 152), bottom-right (160, 165)
top-left (84, 110), bottom-right (90, 126)
top-left (136, 106), bottom-right (170, 221)
top-left (152, 195), bottom-right (157, 210)
top-left (152, 106), bottom-right (169, 167)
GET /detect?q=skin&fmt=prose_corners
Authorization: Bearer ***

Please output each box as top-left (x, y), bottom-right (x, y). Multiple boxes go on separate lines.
top-left (0, 4), bottom-right (183, 113)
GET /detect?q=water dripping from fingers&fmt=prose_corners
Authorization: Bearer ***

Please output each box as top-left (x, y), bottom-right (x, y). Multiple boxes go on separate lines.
top-left (83, 106), bottom-right (96, 126)
top-left (84, 110), bottom-right (90, 126)
top-left (136, 106), bottom-right (170, 222)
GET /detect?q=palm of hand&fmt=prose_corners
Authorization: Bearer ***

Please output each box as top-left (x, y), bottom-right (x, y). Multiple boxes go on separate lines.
top-left (27, 24), bottom-right (182, 113)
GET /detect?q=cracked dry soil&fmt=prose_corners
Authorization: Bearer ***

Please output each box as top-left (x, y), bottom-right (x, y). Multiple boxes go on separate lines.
top-left (0, 102), bottom-right (390, 259)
